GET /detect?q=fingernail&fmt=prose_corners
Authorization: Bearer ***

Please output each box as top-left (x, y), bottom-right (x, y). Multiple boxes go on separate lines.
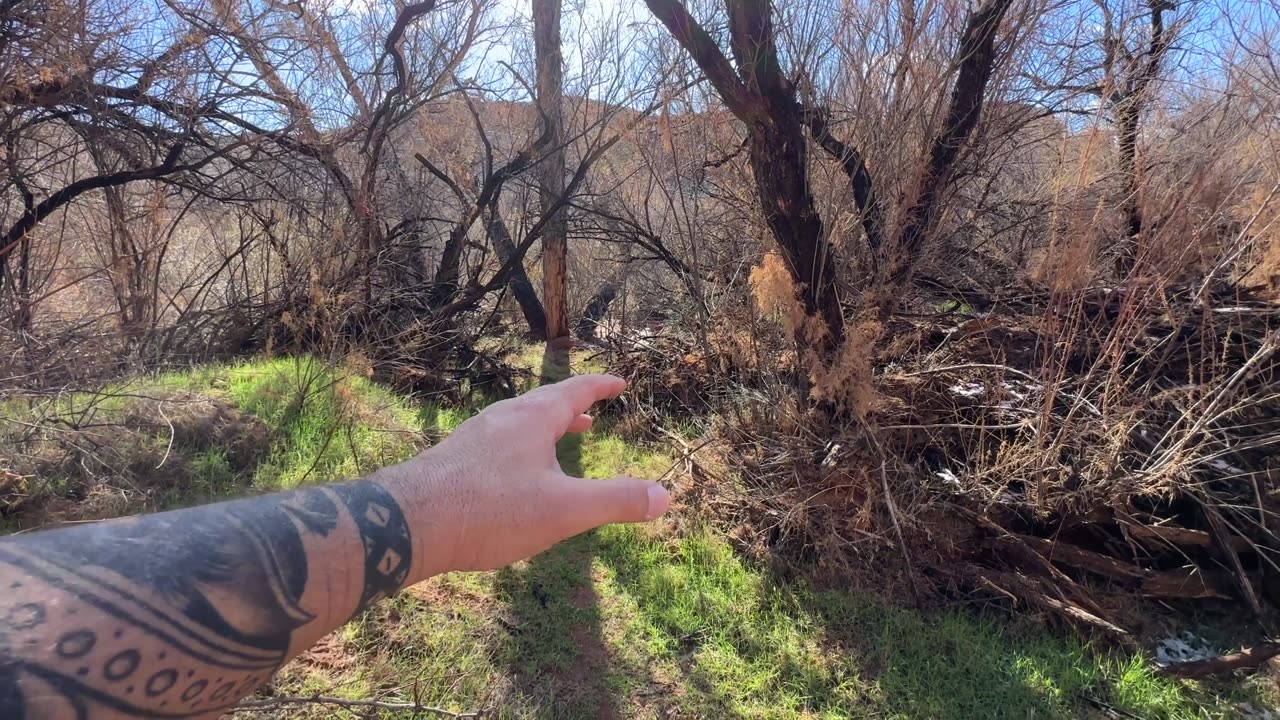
top-left (645, 484), bottom-right (670, 521)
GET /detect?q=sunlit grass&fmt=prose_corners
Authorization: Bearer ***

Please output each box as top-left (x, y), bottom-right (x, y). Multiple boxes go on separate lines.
top-left (4, 352), bottom-right (1268, 719)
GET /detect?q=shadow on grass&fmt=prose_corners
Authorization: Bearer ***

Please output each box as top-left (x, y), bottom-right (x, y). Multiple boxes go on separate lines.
top-left (588, 526), bottom-right (1272, 720)
top-left (491, 339), bottom-right (666, 719)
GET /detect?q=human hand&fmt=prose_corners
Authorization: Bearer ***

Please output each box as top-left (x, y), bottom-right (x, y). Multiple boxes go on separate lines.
top-left (0, 375), bottom-right (668, 720)
top-left (382, 374), bottom-right (670, 576)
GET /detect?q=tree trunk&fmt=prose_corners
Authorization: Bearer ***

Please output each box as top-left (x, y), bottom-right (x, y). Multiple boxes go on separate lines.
top-left (575, 272), bottom-right (622, 341)
top-left (1115, 101), bottom-right (1143, 275)
top-left (728, 0), bottom-right (845, 356)
top-left (1111, 0), bottom-right (1172, 275)
top-left (533, 0), bottom-right (569, 340)
top-left (488, 204), bottom-right (547, 338)
top-left (643, 0), bottom-right (846, 360)
top-left (883, 0), bottom-right (1014, 294)
top-left (746, 119), bottom-right (845, 357)
top-left (104, 185), bottom-right (152, 344)
top-left (12, 237), bottom-right (31, 332)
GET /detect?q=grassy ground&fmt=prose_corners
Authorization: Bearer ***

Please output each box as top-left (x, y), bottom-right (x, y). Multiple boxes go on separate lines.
top-left (1, 354), bottom-right (1273, 719)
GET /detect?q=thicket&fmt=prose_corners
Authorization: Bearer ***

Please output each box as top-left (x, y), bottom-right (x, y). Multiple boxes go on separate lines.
top-left (2, 0), bottom-right (1280, 675)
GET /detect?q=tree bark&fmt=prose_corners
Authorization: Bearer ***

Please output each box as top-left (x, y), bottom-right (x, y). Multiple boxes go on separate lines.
top-left (643, 0), bottom-right (846, 359)
top-left (884, 0), bottom-right (1015, 292)
top-left (488, 204), bottom-right (548, 338)
top-left (534, 0), bottom-right (569, 340)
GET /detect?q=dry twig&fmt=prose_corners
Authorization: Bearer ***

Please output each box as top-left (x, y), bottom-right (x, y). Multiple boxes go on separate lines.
top-left (232, 693), bottom-right (488, 718)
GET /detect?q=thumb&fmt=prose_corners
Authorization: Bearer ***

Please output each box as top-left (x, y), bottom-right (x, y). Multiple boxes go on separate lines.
top-left (554, 476), bottom-right (671, 530)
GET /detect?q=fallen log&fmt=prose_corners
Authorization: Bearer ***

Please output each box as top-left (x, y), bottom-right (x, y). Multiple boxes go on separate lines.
top-left (1123, 522), bottom-right (1215, 550)
top-left (1014, 533), bottom-right (1145, 581)
top-left (1140, 567), bottom-right (1233, 600)
top-left (1123, 519), bottom-right (1254, 554)
top-left (1157, 642), bottom-right (1280, 679)
top-left (1011, 533), bottom-right (1232, 599)
top-left (975, 568), bottom-right (1135, 646)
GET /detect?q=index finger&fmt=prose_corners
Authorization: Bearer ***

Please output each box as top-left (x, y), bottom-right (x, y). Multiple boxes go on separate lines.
top-left (530, 374), bottom-right (627, 429)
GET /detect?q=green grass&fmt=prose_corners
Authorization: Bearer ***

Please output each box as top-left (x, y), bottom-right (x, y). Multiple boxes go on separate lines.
top-left (3, 353), bottom-right (1272, 719)
top-left (218, 357), bottom-right (423, 488)
top-left (490, 522), bottom-right (1254, 719)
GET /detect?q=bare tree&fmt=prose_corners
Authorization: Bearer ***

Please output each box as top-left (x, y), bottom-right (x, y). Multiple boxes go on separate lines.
top-left (0, 0), bottom-right (258, 332)
top-left (534, 0), bottom-right (570, 340)
top-left (1024, 0), bottom-right (1179, 274)
top-left (642, 0), bottom-right (1019, 361)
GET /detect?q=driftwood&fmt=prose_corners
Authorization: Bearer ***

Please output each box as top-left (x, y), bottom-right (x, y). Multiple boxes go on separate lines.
top-left (1012, 533), bottom-right (1233, 600)
top-left (1157, 642), bottom-right (1280, 679)
top-left (975, 569), bottom-right (1135, 646)
top-left (1121, 521), bottom-right (1250, 552)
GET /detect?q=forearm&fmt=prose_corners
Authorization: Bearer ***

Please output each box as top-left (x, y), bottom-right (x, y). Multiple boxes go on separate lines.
top-left (0, 373), bottom-right (668, 719)
top-left (0, 460), bottom-right (452, 719)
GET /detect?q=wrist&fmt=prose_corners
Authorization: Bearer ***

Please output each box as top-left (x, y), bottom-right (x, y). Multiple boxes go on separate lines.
top-left (372, 444), bottom-right (469, 584)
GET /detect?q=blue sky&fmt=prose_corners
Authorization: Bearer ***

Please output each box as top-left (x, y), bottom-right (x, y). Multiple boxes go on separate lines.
top-left (120, 0), bottom-right (1278, 131)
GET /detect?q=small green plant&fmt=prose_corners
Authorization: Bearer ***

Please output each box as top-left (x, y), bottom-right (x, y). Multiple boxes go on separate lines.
top-left (932, 299), bottom-right (975, 315)
top-left (189, 448), bottom-right (235, 495)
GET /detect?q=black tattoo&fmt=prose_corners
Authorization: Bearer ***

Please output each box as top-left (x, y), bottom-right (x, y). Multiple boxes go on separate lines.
top-left (329, 483), bottom-right (413, 616)
top-left (0, 480), bottom-right (412, 718)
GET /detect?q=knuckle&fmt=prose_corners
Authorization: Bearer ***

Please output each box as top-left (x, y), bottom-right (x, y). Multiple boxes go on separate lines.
top-left (517, 393), bottom-right (560, 418)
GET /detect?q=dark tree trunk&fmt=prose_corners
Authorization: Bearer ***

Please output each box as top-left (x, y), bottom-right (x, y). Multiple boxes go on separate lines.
top-left (644, 0), bottom-right (846, 360)
top-left (884, 0), bottom-right (1014, 293)
top-left (575, 274), bottom-right (621, 341)
top-left (488, 205), bottom-right (547, 339)
top-left (432, 224), bottom-right (467, 301)
top-left (805, 107), bottom-right (886, 260)
top-left (11, 237), bottom-right (30, 332)
top-left (745, 120), bottom-right (845, 356)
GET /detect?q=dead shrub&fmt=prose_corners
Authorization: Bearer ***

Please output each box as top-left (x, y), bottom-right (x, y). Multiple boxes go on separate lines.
top-left (611, 271), bottom-right (1280, 641)
top-left (749, 252), bottom-right (805, 337)
top-left (808, 317), bottom-right (882, 418)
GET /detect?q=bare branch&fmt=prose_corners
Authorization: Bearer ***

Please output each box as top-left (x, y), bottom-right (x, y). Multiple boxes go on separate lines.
top-left (232, 693), bottom-right (487, 718)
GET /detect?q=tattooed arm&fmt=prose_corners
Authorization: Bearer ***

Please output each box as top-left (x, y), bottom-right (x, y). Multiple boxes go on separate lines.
top-left (0, 375), bottom-right (670, 719)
